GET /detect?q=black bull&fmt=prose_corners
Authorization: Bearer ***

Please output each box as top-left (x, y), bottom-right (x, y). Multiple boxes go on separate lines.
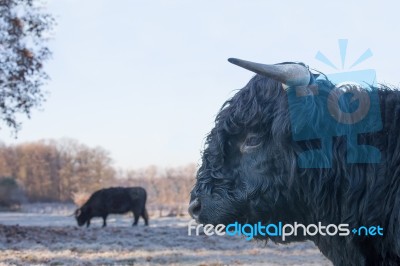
top-left (189, 58), bottom-right (400, 265)
top-left (75, 187), bottom-right (149, 227)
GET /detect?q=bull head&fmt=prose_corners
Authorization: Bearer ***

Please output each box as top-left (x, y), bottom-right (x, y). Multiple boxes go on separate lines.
top-left (189, 57), bottom-right (315, 226)
top-left (227, 58), bottom-right (311, 89)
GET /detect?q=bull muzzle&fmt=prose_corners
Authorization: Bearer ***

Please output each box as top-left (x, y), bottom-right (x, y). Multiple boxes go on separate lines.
top-left (188, 198), bottom-right (201, 220)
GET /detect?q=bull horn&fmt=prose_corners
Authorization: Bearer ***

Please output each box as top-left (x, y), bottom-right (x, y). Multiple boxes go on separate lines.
top-left (74, 209), bottom-right (81, 217)
top-left (228, 58), bottom-right (310, 89)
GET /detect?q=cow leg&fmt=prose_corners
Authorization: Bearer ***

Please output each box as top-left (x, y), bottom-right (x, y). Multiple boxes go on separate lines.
top-left (86, 219), bottom-right (91, 228)
top-left (102, 215), bottom-right (108, 227)
top-left (141, 208), bottom-right (149, 226)
top-left (133, 212), bottom-right (139, 226)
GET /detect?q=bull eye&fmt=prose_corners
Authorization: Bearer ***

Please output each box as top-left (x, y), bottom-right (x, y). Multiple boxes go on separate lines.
top-left (240, 133), bottom-right (262, 153)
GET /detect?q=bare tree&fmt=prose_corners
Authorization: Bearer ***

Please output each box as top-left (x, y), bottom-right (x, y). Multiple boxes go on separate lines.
top-left (0, 139), bottom-right (116, 202)
top-left (0, 0), bottom-right (54, 132)
top-left (117, 164), bottom-right (196, 217)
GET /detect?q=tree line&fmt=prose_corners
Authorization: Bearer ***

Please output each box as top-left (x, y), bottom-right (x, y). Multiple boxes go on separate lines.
top-left (0, 139), bottom-right (196, 215)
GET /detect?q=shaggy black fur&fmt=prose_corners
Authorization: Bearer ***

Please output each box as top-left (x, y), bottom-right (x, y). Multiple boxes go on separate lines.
top-left (190, 74), bottom-right (400, 266)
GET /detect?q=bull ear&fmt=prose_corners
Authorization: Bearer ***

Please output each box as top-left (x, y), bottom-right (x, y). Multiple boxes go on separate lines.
top-left (228, 58), bottom-right (310, 89)
top-left (75, 208), bottom-right (81, 217)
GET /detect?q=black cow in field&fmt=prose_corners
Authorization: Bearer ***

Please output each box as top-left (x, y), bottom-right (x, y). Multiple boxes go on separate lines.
top-left (75, 187), bottom-right (149, 227)
top-left (189, 58), bottom-right (400, 265)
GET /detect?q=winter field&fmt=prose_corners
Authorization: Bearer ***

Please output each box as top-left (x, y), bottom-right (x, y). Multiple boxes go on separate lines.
top-left (0, 204), bottom-right (332, 266)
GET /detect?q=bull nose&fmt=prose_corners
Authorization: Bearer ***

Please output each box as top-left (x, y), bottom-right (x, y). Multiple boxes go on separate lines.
top-left (188, 198), bottom-right (201, 220)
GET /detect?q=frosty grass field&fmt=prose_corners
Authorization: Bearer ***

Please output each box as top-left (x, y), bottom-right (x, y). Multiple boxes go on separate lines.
top-left (0, 204), bottom-right (331, 266)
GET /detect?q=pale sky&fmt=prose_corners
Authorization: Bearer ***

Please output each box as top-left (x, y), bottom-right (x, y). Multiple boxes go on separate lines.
top-left (1, 0), bottom-right (399, 169)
